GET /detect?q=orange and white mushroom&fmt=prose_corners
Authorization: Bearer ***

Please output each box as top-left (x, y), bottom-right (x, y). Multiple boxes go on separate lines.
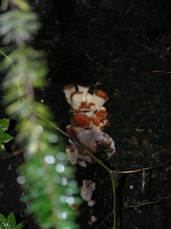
top-left (90, 117), bottom-right (102, 132)
top-left (66, 124), bottom-right (77, 138)
top-left (64, 84), bottom-right (115, 166)
top-left (63, 84), bottom-right (76, 105)
top-left (83, 110), bottom-right (95, 118)
top-left (92, 89), bottom-right (109, 110)
top-left (70, 91), bottom-right (84, 109)
top-left (77, 85), bottom-right (90, 101)
top-left (95, 107), bottom-right (107, 120)
top-left (71, 114), bottom-right (91, 133)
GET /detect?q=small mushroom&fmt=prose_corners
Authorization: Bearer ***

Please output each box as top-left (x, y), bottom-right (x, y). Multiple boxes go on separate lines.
top-left (88, 215), bottom-right (97, 224)
top-left (77, 85), bottom-right (90, 101)
top-left (90, 117), bottom-right (102, 132)
top-left (79, 101), bottom-right (96, 113)
top-left (79, 101), bottom-right (89, 111)
top-left (77, 129), bottom-right (115, 158)
top-left (80, 180), bottom-right (96, 205)
top-left (87, 102), bottom-right (96, 111)
top-left (66, 124), bottom-right (77, 138)
top-left (83, 110), bottom-right (95, 118)
top-left (70, 91), bottom-right (84, 109)
top-left (71, 114), bottom-right (91, 133)
top-left (92, 89), bottom-right (109, 110)
top-left (66, 142), bottom-right (92, 167)
top-left (63, 84), bottom-right (76, 105)
top-left (65, 144), bottom-right (78, 165)
top-left (95, 107), bottom-right (107, 120)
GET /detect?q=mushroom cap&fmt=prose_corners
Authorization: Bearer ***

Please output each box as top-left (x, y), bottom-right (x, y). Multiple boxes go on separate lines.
top-left (71, 91), bottom-right (83, 99)
top-left (77, 130), bottom-right (115, 155)
top-left (77, 85), bottom-right (90, 101)
top-left (81, 180), bottom-right (96, 202)
top-left (93, 89), bottom-right (109, 100)
top-left (95, 107), bottom-right (107, 119)
top-left (90, 118), bottom-right (102, 131)
top-left (71, 114), bottom-right (91, 129)
top-left (66, 125), bottom-right (77, 137)
top-left (92, 117), bottom-right (101, 126)
top-left (83, 110), bottom-right (95, 118)
top-left (91, 90), bottom-right (109, 110)
top-left (87, 102), bottom-right (96, 111)
top-left (63, 84), bottom-right (76, 104)
top-left (70, 91), bottom-right (84, 109)
top-left (79, 101), bottom-right (88, 109)
top-left (63, 84), bottom-right (75, 90)
top-left (103, 118), bottom-right (110, 126)
top-left (77, 85), bottom-right (90, 91)
top-left (71, 91), bottom-right (83, 102)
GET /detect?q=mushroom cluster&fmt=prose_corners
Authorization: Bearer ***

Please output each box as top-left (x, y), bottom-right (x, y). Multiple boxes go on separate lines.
top-left (63, 84), bottom-right (115, 167)
top-left (63, 84), bottom-right (116, 221)
top-left (63, 84), bottom-right (110, 132)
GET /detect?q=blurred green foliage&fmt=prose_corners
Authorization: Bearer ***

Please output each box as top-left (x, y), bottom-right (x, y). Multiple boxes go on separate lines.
top-left (0, 0), bottom-right (80, 228)
top-left (0, 212), bottom-right (22, 229)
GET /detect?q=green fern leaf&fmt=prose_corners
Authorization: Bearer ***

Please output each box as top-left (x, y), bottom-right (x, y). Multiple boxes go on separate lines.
top-left (0, 118), bottom-right (13, 152)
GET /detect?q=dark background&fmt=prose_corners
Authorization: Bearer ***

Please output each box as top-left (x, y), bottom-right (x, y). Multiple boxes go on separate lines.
top-left (0, 0), bottom-right (171, 228)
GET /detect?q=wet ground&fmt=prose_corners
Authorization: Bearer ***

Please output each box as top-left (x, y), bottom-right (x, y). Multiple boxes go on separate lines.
top-left (1, 0), bottom-right (171, 228)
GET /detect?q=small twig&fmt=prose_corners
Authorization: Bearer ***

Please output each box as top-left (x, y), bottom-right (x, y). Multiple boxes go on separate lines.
top-left (85, 53), bottom-right (94, 62)
top-left (124, 4), bottom-right (134, 15)
top-left (0, 149), bottom-right (24, 159)
top-left (121, 196), bottom-right (171, 212)
top-left (153, 70), bottom-right (171, 74)
top-left (89, 195), bottom-right (171, 228)
top-left (111, 159), bottom-right (171, 175)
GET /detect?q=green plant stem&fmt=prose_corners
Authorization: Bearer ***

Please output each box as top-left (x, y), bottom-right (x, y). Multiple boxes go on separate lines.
top-left (111, 176), bottom-right (116, 229)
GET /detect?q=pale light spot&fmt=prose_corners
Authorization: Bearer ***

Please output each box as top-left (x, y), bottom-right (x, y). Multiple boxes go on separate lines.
top-left (48, 134), bottom-right (58, 143)
top-left (65, 188), bottom-right (74, 196)
top-left (61, 177), bottom-right (68, 186)
top-left (30, 50), bottom-right (38, 58)
top-left (57, 152), bottom-right (66, 161)
top-left (56, 164), bottom-right (65, 172)
top-left (59, 212), bottom-right (67, 219)
top-left (44, 155), bottom-right (55, 164)
top-left (66, 196), bottom-right (75, 205)
top-left (129, 185), bottom-right (134, 189)
top-left (37, 125), bottom-right (43, 133)
top-left (17, 175), bottom-right (26, 185)
top-left (60, 195), bottom-right (67, 203)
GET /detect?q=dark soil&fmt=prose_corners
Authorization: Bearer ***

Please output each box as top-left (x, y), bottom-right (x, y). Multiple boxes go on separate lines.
top-left (1, 0), bottom-right (171, 228)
